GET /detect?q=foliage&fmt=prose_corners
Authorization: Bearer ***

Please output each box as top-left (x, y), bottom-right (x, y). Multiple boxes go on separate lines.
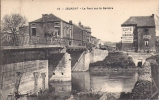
top-left (90, 52), bottom-right (135, 68)
top-left (1, 13), bottom-right (27, 45)
top-left (118, 80), bottom-right (151, 100)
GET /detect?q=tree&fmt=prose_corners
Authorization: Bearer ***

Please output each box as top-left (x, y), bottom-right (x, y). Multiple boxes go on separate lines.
top-left (1, 13), bottom-right (27, 46)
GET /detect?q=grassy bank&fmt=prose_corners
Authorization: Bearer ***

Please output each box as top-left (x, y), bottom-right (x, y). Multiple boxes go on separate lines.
top-left (90, 52), bottom-right (136, 69)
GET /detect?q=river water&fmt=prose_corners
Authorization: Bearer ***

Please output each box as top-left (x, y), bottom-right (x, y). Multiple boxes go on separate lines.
top-left (50, 71), bottom-right (138, 94)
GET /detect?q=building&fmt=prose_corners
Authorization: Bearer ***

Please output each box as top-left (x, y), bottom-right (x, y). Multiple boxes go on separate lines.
top-left (29, 14), bottom-right (94, 48)
top-left (72, 23), bottom-right (84, 46)
top-left (72, 22), bottom-right (92, 47)
top-left (121, 14), bottom-right (156, 53)
top-left (29, 14), bottom-right (73, 46)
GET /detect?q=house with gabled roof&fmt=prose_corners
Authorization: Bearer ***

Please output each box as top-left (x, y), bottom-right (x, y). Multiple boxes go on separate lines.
top-left (121, 14), bottom-right (156, 53)
top-left (29, 14), bottom-right (73, 45)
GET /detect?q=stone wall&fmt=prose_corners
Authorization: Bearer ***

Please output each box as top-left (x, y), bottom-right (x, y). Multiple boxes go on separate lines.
top-left (1, 60), bottom-right (48, 100)
top-left (90, 49), bottom-right (108, 63)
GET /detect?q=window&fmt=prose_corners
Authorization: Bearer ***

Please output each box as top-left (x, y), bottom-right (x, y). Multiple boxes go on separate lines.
top-left (57, 31), bottom-right (60, 36)
top-left (61, 72), bottom-right (64, 75)
top-left (144, 29), bottom-right (148, 32)
top-left (69, 29), bottom-right (72, 37)
top-left (145, 41), bottom-right (149, 46)
top-left (53, 72), bottom-right (55, 75)
top-left (67, 27), bottom-right (69, 34)
top-left (144, 29), bottom-right (149, 35)
top-left (32, 28), bottom-right (36, 36)
top-left (69, 41), bottom-right (72, 45)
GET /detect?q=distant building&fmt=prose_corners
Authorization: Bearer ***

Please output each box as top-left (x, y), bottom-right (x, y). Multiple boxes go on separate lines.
top-left (29, 14), bottom-right (73, 45)
top-left (121, 14), bottom-right (156, 53)
top-left (96, 39), bottom-right (104, 48)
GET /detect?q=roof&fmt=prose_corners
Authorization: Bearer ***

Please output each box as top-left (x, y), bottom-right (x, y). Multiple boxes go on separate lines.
top-left (84, 26), bottom-right (91, 29)
top-left (73, 23), bottom-right (85, 30)
top-left (121, 14), bottom-right (155, 27)
top-left (30, 14), bottom-right (69, 24)
top-left (73, 23), bottom-right (91, 33)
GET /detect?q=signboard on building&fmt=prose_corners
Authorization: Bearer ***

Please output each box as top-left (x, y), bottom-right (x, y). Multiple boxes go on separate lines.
top-left (121, 26), bottom-right (134, 43)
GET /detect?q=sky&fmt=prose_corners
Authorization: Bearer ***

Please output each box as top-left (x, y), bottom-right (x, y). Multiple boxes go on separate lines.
top-left (1, 0), bottom-right (159, 42)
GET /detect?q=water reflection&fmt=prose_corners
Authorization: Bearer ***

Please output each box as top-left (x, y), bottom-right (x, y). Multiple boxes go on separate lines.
top-left (50, 81), bottom-right (71, 92)
top-left (72, 72), bottom-right (90, 92)
top-left (50, 71), bottom-right (138, 93)
top-left (90, 71), bottom-right (138, 93)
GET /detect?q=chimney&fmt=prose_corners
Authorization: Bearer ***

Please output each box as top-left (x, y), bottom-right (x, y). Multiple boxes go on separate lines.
top-left (151, 14), bottom-right (154, 17)
top-left (79, 21), bottom-right (81, 26)
top-left (69, 20), bottom-right (72, 24)
top-left (42, 14), bottom-right (48, 22)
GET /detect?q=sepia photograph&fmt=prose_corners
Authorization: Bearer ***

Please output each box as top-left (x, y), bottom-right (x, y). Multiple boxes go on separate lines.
top-left (1, 0), bottom-right (159, 100)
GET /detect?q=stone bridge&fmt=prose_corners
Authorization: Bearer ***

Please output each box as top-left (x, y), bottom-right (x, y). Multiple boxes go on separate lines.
top-left (127, 52), bottom-right (154, 67)
top-left (0, 45), bottom-right (107, 100)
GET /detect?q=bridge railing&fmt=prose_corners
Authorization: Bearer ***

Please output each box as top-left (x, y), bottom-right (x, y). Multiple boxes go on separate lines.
top-left (30, 36), bottom-right (71, 46)
top-left (1, 34), bottom-right (97, 49)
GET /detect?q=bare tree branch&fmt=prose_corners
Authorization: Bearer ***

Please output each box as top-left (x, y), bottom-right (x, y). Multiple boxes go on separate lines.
top-left (1, 13), bottom-right (27, 46)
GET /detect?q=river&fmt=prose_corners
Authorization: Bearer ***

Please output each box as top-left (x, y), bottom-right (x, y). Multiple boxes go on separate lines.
top-left (50, 71), bottom-right (138, 94)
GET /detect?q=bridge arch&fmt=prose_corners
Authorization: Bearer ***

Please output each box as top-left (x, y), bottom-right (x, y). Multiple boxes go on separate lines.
top-left (127, 52), bottom-right (152, 67)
